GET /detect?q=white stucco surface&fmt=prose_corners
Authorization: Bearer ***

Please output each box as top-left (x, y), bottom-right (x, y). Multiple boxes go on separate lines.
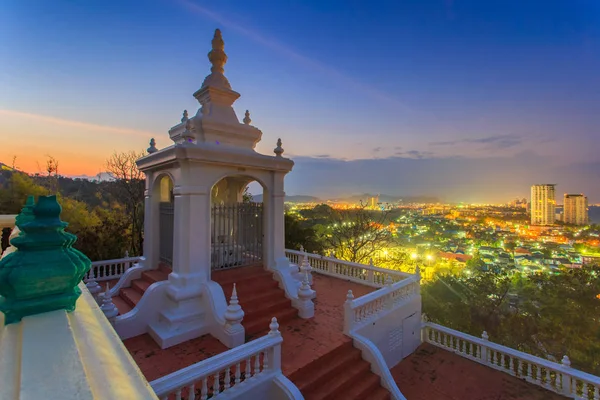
top-left (0, 283), bottom-right (158, 400)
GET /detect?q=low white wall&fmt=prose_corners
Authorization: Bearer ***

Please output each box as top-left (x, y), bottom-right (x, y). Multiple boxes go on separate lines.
top-left (354, 295), bottom-right (422, 369)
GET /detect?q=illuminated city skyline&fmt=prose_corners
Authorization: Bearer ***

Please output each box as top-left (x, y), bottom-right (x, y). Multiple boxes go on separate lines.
top-left (1, 1), bottom-right (599, 203)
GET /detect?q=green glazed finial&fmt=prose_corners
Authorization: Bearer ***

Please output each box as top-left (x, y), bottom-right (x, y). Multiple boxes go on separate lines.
top-left (0, 195), bottom-right (91, 325)
top-left (14, 195), bottom-right (36, 229)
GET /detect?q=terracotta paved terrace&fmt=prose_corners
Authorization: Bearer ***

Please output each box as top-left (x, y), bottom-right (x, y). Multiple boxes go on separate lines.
top-left (123, 268), bottom-right (376, 381)
top-left (391, 343), bottom-right (568, 400)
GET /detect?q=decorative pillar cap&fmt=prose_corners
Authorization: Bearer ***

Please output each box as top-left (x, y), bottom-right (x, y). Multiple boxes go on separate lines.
top-left (481, 331), bottom-right (489, 341)
top-left (269, 317), bottom-right (280, 336)
top-left (243, 110), bottom-right (251, 125)
top-left (181, 110), bottom-right (189, 123)
top-left (561, 355), bottom-right (571, 367)
top-left (147, 138), bottom-right (158, 154)
top-left (0, 195), bottom-right (91, 325)
top-left (346, 289), bottom-right (354, 302)
top-left (274, 138), bottom-right (284, 157)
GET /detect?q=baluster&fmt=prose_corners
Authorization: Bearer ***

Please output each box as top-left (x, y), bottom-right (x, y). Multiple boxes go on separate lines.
top-left (544, 369), bottom-right (550, 387)
top-left (516, 360), bottom-right (522, 377)
top-left (213, 372), bottom-right (220, 395)
top-left (526, 362), bottom-right (532, 381)
top-left (188, 383), bottom-right (196, 400)
top-left (246, 357), bottom-right (252, 378)
top-left (264, 351), bottom-right (269, 370)
top-left (582, 382), bottom-right (589, 399)
top-left (254, 353), bottom-right (261, 375)
top-left (593, 385), bottom-right (599, 400)
top-left (491, 350), bottom-right (496, 365)
top-left (201, 378), bottom-right (208, 400)
top-left (175, 388), bottom-right (182, 400)
top-left (235, 362), bottom-right (241, 385)
top-left (535, 364), bottom-right (541, 384)
top-left (509, 357), bottom-right (514, 375)
top-left (224, 367), bottom-right (231, 390)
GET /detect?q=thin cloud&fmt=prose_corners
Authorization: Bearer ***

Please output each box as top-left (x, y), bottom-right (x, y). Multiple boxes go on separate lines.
top-left (372, 147), bottom-right (382, 153)
top-left (430, 134), bottom-right (523, 149)
top-left (177, 0), bottom-right (413, 112)
top-left (0, 109), bottom-right (158, 138)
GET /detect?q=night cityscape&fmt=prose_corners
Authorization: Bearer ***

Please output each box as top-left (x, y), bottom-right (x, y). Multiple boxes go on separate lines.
top-left (1, 1), bottom-right (599, 399)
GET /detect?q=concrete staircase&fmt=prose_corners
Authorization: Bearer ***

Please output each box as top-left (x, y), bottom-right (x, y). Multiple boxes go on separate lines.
top-left (289, 341), bottom-right (391, 400)
top-left (112, 263), bottom-right (171, 315)
top-left (211, 265), bottom-right (298, 338)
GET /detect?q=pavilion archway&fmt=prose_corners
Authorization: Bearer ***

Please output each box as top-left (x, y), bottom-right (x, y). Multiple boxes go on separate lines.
top-left (210, 175), bottom-right (265, 270)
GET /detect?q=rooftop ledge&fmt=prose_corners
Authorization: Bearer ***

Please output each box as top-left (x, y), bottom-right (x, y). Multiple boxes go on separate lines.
top-left (0, 282), bottom-right (157, 400)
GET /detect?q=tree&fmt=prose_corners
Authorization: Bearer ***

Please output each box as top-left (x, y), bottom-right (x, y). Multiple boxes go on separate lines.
top-left (320, 204), bottom-right (392, 264)
top-left (105, 150), bottom-right (145, 255)
top-left (285, 213), bottom-right (323, 254)
top-left (242, 186), bottom-right (253, 203)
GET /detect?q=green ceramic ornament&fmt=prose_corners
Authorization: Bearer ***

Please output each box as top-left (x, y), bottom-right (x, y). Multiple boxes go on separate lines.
top-left (0, 195), bottom-right (91, 324)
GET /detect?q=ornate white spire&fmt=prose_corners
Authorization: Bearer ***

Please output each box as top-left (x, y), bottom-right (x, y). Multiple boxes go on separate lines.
top-left (181, 110), bottom-right (189, 123)
top-left (224, 283), bottom-right (244, 332)
top-left (201, 29), bottom-right (232, 90)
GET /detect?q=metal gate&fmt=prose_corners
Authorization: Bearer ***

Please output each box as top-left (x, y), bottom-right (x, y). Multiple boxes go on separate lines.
top-left (211, 202), bottom-right (263, 270)
top-left (159, 202), bottom-right (174, 264)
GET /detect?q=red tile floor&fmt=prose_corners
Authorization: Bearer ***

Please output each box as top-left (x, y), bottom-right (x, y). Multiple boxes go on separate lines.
top-left (123, 270), bottom-right (377, 381)
top-left (391, 343), bottom-right (568, 400)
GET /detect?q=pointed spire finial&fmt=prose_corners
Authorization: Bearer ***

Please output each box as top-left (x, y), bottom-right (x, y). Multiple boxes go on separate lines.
top-left (243, 110), bottom-right (251, 125)
top-left (346, 289), bottom-right (354, 302)
top-left (274, 138), bottom-right (284, 157)
top-left (200, 29), bottom-right (232, 90)
top-left (209, 29), bottom-right (227, 74)
top-left (181, 110), bottom-right (189, 123)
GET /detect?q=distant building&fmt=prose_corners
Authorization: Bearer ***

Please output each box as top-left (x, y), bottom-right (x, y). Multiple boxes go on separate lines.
top-left (563, 194), bottom-right (588, 225)
top-left (530, 184), bottom-right (556, 225)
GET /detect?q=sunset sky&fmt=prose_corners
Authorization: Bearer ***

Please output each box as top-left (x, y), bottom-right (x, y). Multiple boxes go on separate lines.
top-left (1, 0), bottom-right (599, 202)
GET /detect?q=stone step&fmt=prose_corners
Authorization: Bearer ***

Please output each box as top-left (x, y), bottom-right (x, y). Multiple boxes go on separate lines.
top-left (220, 278), bottom-right (280, 299)
top-left (131, 278), bottom-right (151, 294)
top-left (213, 267), bottom-right (273, 287)
top-left (336, 374), bottom-right (390, 400)
top-left (291, 342), bottom-right (361, 393)
top-left (289, 341), bottom-right (391, 400)
top-left (244, 297), bottom-right (292, 320)
top-left (142, 269), bottom-right (170, 284)
top-left (244, 307), bottom-right (297, 337)
top-left (112, 294), bottom-right (133, 315)
top-left (241, 290), bottom-right (287, 314)
top-left (120, 287), bottom-right (143, 308)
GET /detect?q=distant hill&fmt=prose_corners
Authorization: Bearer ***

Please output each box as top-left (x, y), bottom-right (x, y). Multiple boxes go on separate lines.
top-left (252, 194), bottom-right (322, 203)
top-left (251, 192), bottom-right (438, 204)
top-left (329, 193), bottom-right (439, 204)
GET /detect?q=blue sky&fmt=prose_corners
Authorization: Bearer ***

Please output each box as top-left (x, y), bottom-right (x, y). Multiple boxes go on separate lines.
top-left (1, 0), bottom-right (599, 202)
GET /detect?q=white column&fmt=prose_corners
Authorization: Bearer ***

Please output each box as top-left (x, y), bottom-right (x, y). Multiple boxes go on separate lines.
top-left (142, 187), bottom-right (160, 269)
top-left (171, 185), bottom-right (211, 282)
top-left (270, 172), bottom-right (287, 270)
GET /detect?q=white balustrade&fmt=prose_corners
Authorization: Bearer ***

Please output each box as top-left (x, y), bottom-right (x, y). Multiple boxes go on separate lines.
top-left (285, 249), bottom-right (413, 288)
top-left (151, 318), bottom-right (283, 400)
top-left (344, 276), bottom-right (420, 334)
top-left (85, 256), bottom-right (142, 282)
top-left (423, 322), bottom-right (600, 399)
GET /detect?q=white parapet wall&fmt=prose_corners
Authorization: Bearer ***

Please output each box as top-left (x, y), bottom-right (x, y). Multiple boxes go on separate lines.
top-left (423, 321), bottom-right (600, 399)
top-left (0, 282), bottom-right (158, 400)
top-left (150, 318), bottom-right (302, 400)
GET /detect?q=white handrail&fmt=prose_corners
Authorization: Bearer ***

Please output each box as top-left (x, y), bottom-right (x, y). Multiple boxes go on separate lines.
top-left (150, 320), bottom-right (283, 399)
top-left (86, 256), bottom-right (142, 282)
top-left (344, 276), bottom-right (420, 334)
top-left (285, 249), bottom-right (413, 288)
top-left (423, 321), bottom-right (600, 399)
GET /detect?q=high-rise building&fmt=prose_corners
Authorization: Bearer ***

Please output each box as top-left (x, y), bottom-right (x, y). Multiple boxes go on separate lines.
top-left (530, 184), bottom-right (556, 225)
top-left (563, 194), bottom-right (588, 225)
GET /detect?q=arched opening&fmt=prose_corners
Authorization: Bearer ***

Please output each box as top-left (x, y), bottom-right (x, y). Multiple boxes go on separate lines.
top-left (210, 175), bottom-right (265, 270)
top-left (157, 175), bottom-right (174, 265)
